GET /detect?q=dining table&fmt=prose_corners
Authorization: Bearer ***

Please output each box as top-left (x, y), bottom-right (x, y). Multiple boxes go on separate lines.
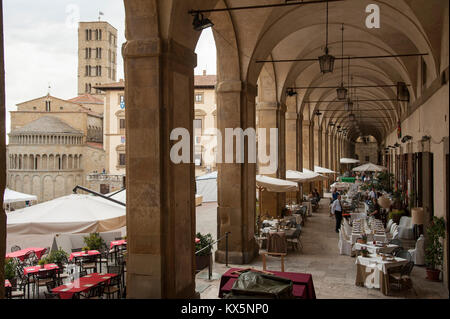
top-left (110, 239), bottom-right (127, 250)
top-left (52, 272), bottom-right (118, 299)
top-left (219, 268), bottom-right (316, 299)
top-left (23, 263), bottom-right (60, 298)
top-left (355, 254), bottom-right (408, 295)
top-left (5, 247), bottom-right (47, 262)
top-left (69, 250), bottom-right (101, 262)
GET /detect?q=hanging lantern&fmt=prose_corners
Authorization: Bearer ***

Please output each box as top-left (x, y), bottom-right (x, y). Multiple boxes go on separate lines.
top-left (336, 83), bottom-right (347, 100)
top-left (397, 82), bottom-right (410, 102)
top-left (344, 98), bottom-right (353, 112)
top-left (319, 47), bottom-right (335, 74)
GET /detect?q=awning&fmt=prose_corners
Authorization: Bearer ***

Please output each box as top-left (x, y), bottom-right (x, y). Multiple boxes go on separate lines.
top-left (256, 175), bottom-right (299, 193)
top-left (340, 158), bottom-right (360, 164)
top-left (352, 163), bottom-right (387, 172)
top-left (3, 188), bottom-right (37, 204)
top-left (314, 166), bottom-right (336, 174)
top-left (7, 194), bottom-right (126, 235)
top-left (286, 170), bottom-right (325, 183)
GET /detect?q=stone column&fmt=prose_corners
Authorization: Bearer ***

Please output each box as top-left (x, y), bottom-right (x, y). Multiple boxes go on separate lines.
top-left (0, 0), bottom-right (6, 299)
top-left (302, 120), bottom-right (310, 171)
top-left (285, 112), bottom-right (298, 171)
top-left (215, 81), bottom-right (259, 265)
top-left (324, 131), bottom-right (329, 168)
top-left (256, 101), bottom-right (285, 219)
top-left (123, 36), bottom-right (197, 298)
top-left (309, 122), bottom-right (315, 170)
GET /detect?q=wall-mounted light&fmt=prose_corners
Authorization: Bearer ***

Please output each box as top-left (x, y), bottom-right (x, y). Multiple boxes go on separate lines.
top-left (394, 142), bottom-right (400, 148)
top-left (421, 135), bottom-right (431, 141)
top-left (286, 88), bottom-right (297, 96)
top-left (401, 135), bottom-right (412, 143)
top-left (192, 12), bottom-right (214, 31)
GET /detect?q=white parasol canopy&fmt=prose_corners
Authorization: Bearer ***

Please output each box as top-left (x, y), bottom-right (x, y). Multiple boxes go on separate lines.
top-left (303, 169), bottom-right (328, 181)
top-left (340, 158), bottom-right (360, 164)
top-left (7, 194), bottom-right (126, 235)
top-left (256, 175), bottom-right (299, 192)
top-left (330, 182), bottom-right (351, 191)
top-left (4, 188), bottom-right (37, 204)
top-left (352, 162), bottom-right (387, 172)
top-left (314, 166), bottom-right (336, 174)
top-left (106, 189), bottom-right (126, 203)
top-left (286, 170), bottom-right (325, 183)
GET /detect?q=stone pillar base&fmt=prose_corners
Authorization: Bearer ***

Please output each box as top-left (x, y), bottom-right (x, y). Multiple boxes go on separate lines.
top-left (215, 240), bottom-right (259, 265)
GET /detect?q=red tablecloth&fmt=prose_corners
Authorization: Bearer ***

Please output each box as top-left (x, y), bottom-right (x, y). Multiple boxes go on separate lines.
top-left (52, 273), bottom-right (118, 299)
top-left (219, 268), bottom-right (316, 299)
top-left (24, 264), bottom-right (59, 275)
top-left (5, 280), bottom-right (11, 288)
top-left (110, 240), bottom-right (127, 249)
top-left (69, 250), bottom-right (100, 261)
top-left (5, 247), bottom-right (47, 261)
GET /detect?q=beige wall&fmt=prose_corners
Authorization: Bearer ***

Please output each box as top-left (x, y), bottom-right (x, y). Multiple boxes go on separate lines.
top-left (194, 87), bottom-right (216, 176)
top-left (355, 141), bottom-right (379, 164)
top-left (103, 89), bottom-right (125, 175)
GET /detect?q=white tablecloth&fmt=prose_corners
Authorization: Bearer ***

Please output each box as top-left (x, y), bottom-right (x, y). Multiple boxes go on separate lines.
top-left (353, 243), bottom-right (398, 254)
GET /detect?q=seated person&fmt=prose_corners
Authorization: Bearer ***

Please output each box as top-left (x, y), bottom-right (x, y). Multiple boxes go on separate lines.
top-left (368, 197), bottom-right (381, 219)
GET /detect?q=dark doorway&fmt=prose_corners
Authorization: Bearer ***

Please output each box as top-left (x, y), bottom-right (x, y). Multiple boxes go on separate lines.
top-left (100, 184), bottom-right (110, 194)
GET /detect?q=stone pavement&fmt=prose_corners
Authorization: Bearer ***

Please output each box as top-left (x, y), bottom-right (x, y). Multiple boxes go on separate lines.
top-left (195, 200), bottom-right (449, 299)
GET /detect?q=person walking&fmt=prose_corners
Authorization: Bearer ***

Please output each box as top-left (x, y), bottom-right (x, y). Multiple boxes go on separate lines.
top-left (331, 195), bottom-right (343, 233)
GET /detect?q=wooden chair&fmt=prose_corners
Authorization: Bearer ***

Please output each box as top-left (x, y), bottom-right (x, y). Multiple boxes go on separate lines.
top-left (103, 275), bottom-right (121, 299)
top-left (44, 291), bottom-right (61, 299)
top-left (80, 255), bottom-right (98, 274)
top-left (389, 261), bottom-right (414, 291)
top-left (261, 252), bottom-right (287, 272)
top-left (80, 283), bottom-right (105, 299)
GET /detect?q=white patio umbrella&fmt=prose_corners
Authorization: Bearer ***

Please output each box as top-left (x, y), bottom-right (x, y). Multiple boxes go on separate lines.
top-left (256, 175), bottom-right (299, 192)
top-left (106, 188), bottom-right (126, 203)
top-left (352, 163), bottom-right (387, 172)
top-left (3, 188), bottom-right (37, 204)
top-left (7, 194), bottom-right (126, 235)
top-left (303, 169), bottom-right (328, 181)
top-left (314, 166), bottom-right (336, 174)
top-left (286, 170), bottom-right (325, 183)
top-left (340, 158), bottom-right (360, 164)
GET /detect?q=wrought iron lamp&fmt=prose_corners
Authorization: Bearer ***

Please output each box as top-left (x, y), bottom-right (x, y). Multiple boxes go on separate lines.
top-left (318, 0), bottom-right (335, 74)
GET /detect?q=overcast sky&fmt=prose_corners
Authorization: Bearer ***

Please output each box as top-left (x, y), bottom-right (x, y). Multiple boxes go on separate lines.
top-left (2, 0), bottom-right (216, 136)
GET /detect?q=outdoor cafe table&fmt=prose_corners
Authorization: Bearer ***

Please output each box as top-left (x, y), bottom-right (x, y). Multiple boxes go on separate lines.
top-left (23, 264), bottom-right (60, 298)
top-left (5, 247), bottom-right (47, 262)
top-left (69, 250), bottom-right (100, 262)
top-left (52, 272), bottom-right (118, 299)
top-left (353, 243), bottom-right (398, 255)
top-left (355, 254), bottom-right (408, 295)
top-left (110, 239), bottom-right (127, 249)
top-left (219, 268), bottom-right (316, 299)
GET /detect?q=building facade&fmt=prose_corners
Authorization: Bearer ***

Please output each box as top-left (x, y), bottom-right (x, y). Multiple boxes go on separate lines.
top-left (194, 71), bottom-right (217, 176)
top-left (6, 94), bottom-right (106, 202)
top-left (78, 21), bottom-right (118, 96)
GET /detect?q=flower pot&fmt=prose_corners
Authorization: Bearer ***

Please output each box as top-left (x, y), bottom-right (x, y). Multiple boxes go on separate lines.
top-left (195, 254), bottom-right (211, 272)
top-left (426, 268), bottom-right (441, 281)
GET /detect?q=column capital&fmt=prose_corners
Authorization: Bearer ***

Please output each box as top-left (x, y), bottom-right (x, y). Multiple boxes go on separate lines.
top-left (256, 101), bottom-right (279, 111)
top-left (285, 112), bottom-right (298, 120)
top-left (216, 80), bottom-right (242, 93)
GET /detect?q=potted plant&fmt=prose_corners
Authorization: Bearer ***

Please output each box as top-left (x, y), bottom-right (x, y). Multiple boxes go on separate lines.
top-left (357, 234), bottom-right (368, 244)
top-left (360, 248), bottom-right (370, 257)
top-left (82, 246), bottom-right (90, 254)
top-left (48, 247), bottom-right (69, 269)
top-left (425, 216), bottom-right (446, 281)
top-left (83, 232), bottom-right (105, 251)
top-left (195, 232), bottom-right (214, 272)
top-left (38, 258), bottom-right (47, 269)
top-left (5, 258), bottom-right (18, 287)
